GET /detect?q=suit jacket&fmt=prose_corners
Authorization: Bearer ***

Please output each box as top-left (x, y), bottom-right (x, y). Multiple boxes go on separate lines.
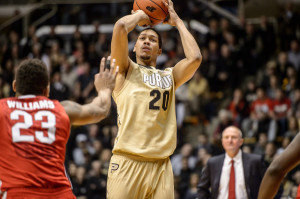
top-left (197, 152), bottom-right (266, 199)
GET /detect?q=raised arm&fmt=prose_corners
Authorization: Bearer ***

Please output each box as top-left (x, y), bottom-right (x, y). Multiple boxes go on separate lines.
top-left (111, 10), bottom-right (150, 89)
top-left (258, 132), bottom-right (300, 199)
top-left (61, 57), bottom-right (118, 125)
top-left (163, 0), bottom-right (202, 89)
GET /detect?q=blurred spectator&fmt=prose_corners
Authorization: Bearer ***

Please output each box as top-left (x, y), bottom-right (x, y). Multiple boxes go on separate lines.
top-left (49, 71), bottom-right (70, 101)
top-left (263, 141), bottom-right (277, 166)
top-left (277, 2), bottom-right (298, 51)
top-left (276, 135), bottom-right (292, 155)
top-left (257, 16), bottom-right (276, 60)
top-left (243, 87), bottom-right (276, 140)
top-left (276, 51), bottom-right (294, 82)
top-left (258, 60), bottom-right (277, 90)
top-left (74, 62), bottom-right (95, 103)
top-left (253, 133), bottom-right (268, 155)
top-left (0, 75), bottom-right (10, 98)
top-left (72, 166), bottom-right (88, 199)
top-left (285, 116), bottom-right (299, 138)
top-left (94, 33), bottom-right (110, 57)
top-left (27, 42), bottom-right (50, 69)
top-left (49, 41), bottom-right (63, 74)
top-left (187, 70), bottom-right (210, 117)
top-left (42, 25), bottom-right (64, 54)
top-left (242, 144), bottom-right (252, 154)
top-left (20, 25), bottom-right (37, 57)
top-left (178, 157), bottom-right (194, 198)
top-left (287, 39), bottom-right (300, 71)
top-left (175, 83), bottom-right (189, 130)
top-left (194, 147), bottom-right (212, 177)
top-left (283, 66), bottom-right (299, 97)
top-left (61, 56), bottom-right (78, 93)
top-left (86, 160), bottom-right (106, 199)
top-left (214, 44), bottom-right (235, 92)
top-left (244, 78), bottom-right (257, 106)
top-left (70, 26), bottom-right (86, 54)
top-left (266, 75), bottom-right (280, 99)
top-left (68, 162), bottom-right (77, 182)
top-left (73, 134), bottom-right (95, 166)
top-left (171, 143), bottom-right (197, 176)
top-left (227, 88), bottom-right (249, 126)
top-left (99, 149), bottom-right (112, 175)
top-left (205, 18), bottom-right (221, 47)
top-left (99, 126), bottom-right (112, 149)
top-left (272, 88), bottom-right (291, 136)
top-left (184, 173), bottom-right (199, 199)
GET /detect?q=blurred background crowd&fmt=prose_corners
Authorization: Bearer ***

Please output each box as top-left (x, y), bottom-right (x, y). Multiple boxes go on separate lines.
top-left (0, 0), bottom-right (300, 198)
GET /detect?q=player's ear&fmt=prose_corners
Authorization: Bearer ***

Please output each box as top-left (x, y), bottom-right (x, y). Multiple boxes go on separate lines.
top-left (44, 84), bottom-right (50, 97)
top-left (158, 48), bottom-right (162, 56)
top-left (133, 45), bottom-right (136, 53)
top-left (12, 80), bottom-right (16, 92)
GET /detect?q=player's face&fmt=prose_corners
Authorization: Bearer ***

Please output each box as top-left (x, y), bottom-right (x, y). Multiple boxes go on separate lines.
top-left (221, 127), bottom-right (243, 155)
top-left (134, 30), bottom-right (162, 62)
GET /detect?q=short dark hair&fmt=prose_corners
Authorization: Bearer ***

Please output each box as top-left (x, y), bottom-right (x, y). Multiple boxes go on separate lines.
top-left (140, 27), bottom-right (162, 49)
top-left (15, 59), bottom-right (49, 95)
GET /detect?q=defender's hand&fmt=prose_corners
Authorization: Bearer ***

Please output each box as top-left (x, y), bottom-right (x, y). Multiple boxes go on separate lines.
top-left (94, 57), bottom-right (119, 92)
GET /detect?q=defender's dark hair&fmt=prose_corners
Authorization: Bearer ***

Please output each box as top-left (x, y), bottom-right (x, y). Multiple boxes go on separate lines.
top-left (140, 27), bottom-right (162, 49)
top-left (15, 59), bottom-right (49, 95)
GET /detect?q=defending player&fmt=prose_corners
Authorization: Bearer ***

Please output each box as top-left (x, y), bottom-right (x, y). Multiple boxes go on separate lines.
top-left (0, 57), bottom-right (118, 199)
top-left (107, 0), bottom-right (202, 198)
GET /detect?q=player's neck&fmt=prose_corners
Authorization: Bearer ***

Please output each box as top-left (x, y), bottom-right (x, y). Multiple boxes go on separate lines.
top-left (136, 58), bottom-right (156, 68)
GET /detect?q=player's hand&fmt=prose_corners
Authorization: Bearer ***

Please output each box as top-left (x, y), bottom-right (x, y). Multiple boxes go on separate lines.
top-left (163, 0), bottom-right (180, 26)
top-left (94, 56), bottom-right (119, 93)
top-left (131, 9), bottom-right (152, 27)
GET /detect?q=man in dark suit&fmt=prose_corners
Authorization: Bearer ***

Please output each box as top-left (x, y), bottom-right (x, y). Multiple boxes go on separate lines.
top-left (197, 126), bottom-right (266, 199)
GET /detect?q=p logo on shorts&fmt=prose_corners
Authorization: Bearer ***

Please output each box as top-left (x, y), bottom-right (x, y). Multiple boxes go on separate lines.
top-left (111, 163), bottom-right (119, 173)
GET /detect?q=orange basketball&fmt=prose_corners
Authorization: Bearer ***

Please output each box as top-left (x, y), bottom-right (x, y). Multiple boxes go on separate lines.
top-left (133, 0), bottom-right (169, 25)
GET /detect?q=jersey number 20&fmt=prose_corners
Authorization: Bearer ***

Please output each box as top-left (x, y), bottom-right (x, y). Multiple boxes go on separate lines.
top-left (149, 90), bottom-right (170, 111)
top-left (10, 110), bottom-right (56, 144)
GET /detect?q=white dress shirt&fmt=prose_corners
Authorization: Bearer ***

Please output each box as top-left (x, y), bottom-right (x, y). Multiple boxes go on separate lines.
top-left (217, 150), bottom-right (248, 199)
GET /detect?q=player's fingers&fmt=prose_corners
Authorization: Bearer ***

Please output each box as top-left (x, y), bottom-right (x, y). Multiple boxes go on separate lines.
top-left (100, 57), bottom-right (105, 73)
top-left (113, 66), bottom-right (119, 79)
top-left (110, 59), bottom-right (116, 75)
top-left (105, 56), bottom-right (111, 71)
top-left (163, 0), bottom-right (168, 6)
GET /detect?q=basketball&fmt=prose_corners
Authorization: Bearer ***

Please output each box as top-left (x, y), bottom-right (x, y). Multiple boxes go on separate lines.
top-left (133, 0), bottom-right (169, 25)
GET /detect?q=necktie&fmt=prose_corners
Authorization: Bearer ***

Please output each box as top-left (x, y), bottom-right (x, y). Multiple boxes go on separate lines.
top-left (228, 159), bottom-right (235, 199)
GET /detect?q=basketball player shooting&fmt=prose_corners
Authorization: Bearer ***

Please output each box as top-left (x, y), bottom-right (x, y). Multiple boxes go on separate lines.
top-left (106, 0), bottom-right (202, 198)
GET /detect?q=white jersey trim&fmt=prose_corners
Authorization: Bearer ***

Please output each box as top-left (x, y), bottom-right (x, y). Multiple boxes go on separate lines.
top-left (64, 165), bottom-right (73, 189)
top-left (0, 179), bottom-right (2, 194)
top-left (2, 191), bottom-right (7, 199)
top-left (18, 95), bottom-right (36, 99)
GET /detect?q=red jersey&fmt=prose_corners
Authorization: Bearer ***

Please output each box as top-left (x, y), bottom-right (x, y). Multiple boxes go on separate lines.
top-left (250, 98), bottom-right (274, 114)
top-left (273, 98), bottom-right (291, 118)
top-left (0, 95), bottom-right (72, 193)
top-left (297, 184), bottom-right (300, 199)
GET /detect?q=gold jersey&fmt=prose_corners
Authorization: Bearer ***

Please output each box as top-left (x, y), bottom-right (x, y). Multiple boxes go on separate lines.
top-left (112, 60), bottom-right (177, 159)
